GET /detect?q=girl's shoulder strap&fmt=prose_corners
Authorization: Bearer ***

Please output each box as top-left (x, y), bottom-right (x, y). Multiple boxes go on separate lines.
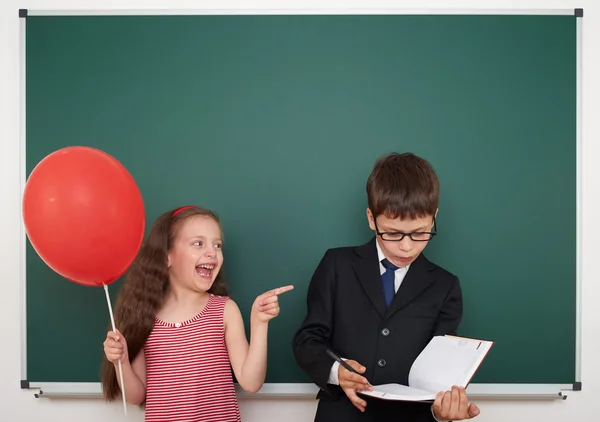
top-left (208, 293), bottom-right (231, 311)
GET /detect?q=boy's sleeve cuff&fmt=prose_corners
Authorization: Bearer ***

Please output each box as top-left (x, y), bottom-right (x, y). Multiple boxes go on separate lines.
top-left (327, 361), bottom-right (340, 385)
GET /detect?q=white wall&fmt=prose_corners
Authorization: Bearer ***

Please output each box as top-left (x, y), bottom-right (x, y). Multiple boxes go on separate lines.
top-left (1, 0), bottom-right (598, 421)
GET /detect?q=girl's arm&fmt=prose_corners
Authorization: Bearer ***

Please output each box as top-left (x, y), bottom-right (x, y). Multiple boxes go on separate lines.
top-left (224, 286), bottom-right (294, 393)
top-left (104, 329), bottom-right (147, 405)
top-left (224, 300), bottom-right (268, 393)
top-left (115, 348), bottom-right (147, 405)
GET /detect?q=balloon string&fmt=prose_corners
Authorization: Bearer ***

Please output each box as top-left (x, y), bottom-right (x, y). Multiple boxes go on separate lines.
top-left (104, 284), bottom-right (127, 415)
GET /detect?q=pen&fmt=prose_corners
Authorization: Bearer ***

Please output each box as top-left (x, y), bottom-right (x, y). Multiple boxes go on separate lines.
top-left (326, 349), bottom-right (373, 387)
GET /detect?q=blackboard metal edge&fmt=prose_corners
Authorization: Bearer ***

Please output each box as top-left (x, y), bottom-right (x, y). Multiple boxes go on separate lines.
top-left (30, 382), bottom-right (572, 401)
top-left (238, 384), bottom-right (571, 400)
top-left (21, 8), bottom-right (578, 17)
top-left (18, 10), bottom-right (28, 389)
top-left (464, 384), bottom-right (572, 401)
top-left (575, 8), bottom-right (584, 385)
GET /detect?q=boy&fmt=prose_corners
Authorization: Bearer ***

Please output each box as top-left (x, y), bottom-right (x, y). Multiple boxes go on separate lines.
top-left (292, 152), bottom-right (480, 422)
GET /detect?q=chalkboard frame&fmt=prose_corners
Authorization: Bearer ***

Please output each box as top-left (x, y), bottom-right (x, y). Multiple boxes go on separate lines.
top-left (17, 7), bottom-right (583, 400)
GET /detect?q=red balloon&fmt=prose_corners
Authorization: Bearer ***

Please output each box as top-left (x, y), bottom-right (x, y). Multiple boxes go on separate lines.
top-left (22, 146), bottom-right (145, 287)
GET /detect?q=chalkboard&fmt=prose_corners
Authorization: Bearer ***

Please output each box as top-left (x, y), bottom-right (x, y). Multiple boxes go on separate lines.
top-left (21, 11), bottom-right (580, 391)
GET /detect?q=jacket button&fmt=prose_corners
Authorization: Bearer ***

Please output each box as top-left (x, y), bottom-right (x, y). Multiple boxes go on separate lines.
top-left (377, 359), bottom-right (387, 367)
top-left (381, 328), bottom-right (390, 336)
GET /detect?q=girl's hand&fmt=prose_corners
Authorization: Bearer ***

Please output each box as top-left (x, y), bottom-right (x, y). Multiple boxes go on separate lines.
top-left (103, 329), bottom-right (129, 364)
top-left (251, 285), bottom-right (294, 324)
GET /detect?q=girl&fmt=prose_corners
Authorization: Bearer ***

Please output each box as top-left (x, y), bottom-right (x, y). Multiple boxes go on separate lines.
top-left (101, 206), bottom-right (293, 421)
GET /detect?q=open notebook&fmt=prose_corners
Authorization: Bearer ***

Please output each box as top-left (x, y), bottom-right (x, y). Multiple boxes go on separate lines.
top-left (360, 335), bottom-right (494, 402)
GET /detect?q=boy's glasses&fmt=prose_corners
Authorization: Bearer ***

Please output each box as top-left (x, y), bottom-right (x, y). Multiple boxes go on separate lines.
top-left (374, 217), bottom-right (438, 242)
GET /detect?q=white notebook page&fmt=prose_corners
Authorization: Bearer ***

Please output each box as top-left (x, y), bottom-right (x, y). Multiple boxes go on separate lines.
top-left (409, 336), bottom-right (492, 394)
top-left (361, 383), bottom-right (436, 401)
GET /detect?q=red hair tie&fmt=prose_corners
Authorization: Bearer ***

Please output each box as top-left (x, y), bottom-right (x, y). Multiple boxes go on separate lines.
top-left (172, 206), bottom-right (196, 218)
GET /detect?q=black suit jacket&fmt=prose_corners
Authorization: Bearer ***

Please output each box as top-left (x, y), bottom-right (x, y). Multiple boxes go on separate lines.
top-left (292, 238), bottom-right (463, 422)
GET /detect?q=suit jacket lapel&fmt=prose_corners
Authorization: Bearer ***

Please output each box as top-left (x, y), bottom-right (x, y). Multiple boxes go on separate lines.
top-left (352, 238), bottom-right (387, 318)
top-left (386, 253), bottom-right (435, 317)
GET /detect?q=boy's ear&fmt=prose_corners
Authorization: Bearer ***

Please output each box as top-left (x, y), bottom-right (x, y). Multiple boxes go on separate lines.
top-left (434, 208), bottom-right (439, 218)
top-left (167, 253), bottom-right (171, 268)
top-left (366, 208), bottom-right (376, 231)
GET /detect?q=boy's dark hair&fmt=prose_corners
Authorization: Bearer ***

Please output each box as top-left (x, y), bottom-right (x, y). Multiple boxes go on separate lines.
top-left (367, 152), bottom-right (439, 219)
top-left (100, 206), bottom-right (228, 403)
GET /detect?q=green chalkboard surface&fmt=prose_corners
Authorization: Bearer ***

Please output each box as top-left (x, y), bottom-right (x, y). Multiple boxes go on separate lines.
top-left (24, 13), bottom-right (577, 386)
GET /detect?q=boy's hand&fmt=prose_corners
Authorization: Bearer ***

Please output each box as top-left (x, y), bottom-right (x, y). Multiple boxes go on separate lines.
top-left (433, 386), bottom-right (480, 420)
top-left (338, 360), bottom-right (373, 413)
top-left (103, 329), bottom-right (129, 364)
top-left (251, 285), bottom-right (294, 323)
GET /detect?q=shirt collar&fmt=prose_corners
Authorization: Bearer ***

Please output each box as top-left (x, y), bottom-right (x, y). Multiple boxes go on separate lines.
top-left (375, 238), bottom-right (410, 270)
top-left (375, 238), bottom-right (386, 262)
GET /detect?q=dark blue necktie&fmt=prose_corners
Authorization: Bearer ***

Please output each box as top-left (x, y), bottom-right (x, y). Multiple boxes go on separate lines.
top-left (381, 258), bottom-right (398, 307)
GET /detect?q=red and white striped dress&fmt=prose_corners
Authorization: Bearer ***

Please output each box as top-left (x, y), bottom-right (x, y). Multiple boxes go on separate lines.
top-left (144, 294), bottom-right (241, 422)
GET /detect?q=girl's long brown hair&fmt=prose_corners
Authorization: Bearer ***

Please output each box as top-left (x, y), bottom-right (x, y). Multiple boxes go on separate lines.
top-left (100, 206), bottom-right (228, 401)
